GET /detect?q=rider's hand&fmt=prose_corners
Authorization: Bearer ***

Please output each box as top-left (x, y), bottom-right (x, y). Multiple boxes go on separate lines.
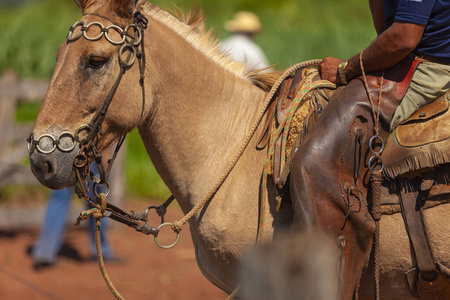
top-left (318, 57), bottom-right (345, 85)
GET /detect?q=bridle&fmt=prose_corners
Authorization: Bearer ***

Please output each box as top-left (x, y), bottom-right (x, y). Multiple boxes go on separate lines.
top-left (27, 12), bottom-right (159, 234)
top-left (28, 12), bottom-right (147, 179)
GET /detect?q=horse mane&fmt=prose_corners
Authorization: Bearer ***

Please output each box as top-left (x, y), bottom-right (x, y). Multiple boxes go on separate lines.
top-left (139, 1), bottom-right (280, 92)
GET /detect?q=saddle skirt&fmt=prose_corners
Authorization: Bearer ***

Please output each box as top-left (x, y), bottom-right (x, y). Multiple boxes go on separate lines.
top-left (382, 91), bottom-right (450, 180)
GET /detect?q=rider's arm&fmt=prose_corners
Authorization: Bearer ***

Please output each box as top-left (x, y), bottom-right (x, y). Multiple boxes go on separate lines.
top-left (369, 0), bottom-right (385, 35)
top-left (319, 21), bottom-right (425, 85)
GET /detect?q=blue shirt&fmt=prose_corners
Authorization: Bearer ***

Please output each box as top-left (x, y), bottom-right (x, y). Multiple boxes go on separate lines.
top-left (384, 0), bottom-right (450, 63)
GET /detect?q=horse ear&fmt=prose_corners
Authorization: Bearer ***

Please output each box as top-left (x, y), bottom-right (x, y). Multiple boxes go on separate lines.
top-left (74, 0), bottom-right (95, 12)
top-left (110, 0), bottom-right (138, 19)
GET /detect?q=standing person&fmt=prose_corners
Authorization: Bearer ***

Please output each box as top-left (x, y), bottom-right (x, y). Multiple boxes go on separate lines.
top-left (220, 11), bottom-right (270, 71)
top-left (288, 0), bottom-right (450, 298)
top-left (32, 162), bottom-right (118, 269)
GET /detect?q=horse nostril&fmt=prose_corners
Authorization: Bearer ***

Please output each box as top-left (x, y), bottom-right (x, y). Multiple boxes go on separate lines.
top-left (44, 161), bottom-right (53, 178)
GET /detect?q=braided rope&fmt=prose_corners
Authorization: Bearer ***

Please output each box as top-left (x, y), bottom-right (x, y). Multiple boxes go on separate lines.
top-left (171, 60), bottom-right (324, 233)
top-left (95, 222), bottom-right (124, 300)
top-left (360, 49), bottom-right (385, 300)
top-left (76, 194), bottom-right (124, 300)
top-left (370, 171), bottom-right (383, 300)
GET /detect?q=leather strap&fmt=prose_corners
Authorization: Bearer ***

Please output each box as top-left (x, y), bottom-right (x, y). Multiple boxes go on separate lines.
top-left (399, 178), bottom-right (437, 280)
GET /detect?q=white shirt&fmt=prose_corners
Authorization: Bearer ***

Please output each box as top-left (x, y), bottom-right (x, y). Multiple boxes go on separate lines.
top-left (220, 34), bottom-right (269, 71)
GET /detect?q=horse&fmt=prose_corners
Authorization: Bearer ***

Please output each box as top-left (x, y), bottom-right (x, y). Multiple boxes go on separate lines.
top-left (28, 0), bottom-right (450, 299)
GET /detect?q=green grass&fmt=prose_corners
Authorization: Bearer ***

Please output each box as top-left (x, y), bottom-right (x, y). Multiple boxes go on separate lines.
top-left (2, 0), bottom-right (377, 200)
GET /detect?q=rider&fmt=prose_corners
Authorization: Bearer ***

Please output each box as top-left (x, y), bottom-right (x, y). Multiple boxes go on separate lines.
top-left (289, 0), bottom-right (450, 298)
top-left (320, 0), bottom-right (450, 130)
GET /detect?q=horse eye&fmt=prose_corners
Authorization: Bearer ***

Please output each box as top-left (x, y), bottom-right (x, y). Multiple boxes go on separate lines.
top-left (88, 56), bottom-right (107, 69)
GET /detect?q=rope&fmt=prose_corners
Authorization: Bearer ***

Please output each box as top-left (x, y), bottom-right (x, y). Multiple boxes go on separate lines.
top-left (171, 59), bottom-right (324, 233)
top-left (360, 50), bottom-right (384, 137)
top-left (77, 193), bottom-right (124, 300)
top-left (95, 218), bottom-right (124, 300)
top-left (370, 171), bottom-right (383, 300)
top-left (360, 49), bottom-right (385, 300)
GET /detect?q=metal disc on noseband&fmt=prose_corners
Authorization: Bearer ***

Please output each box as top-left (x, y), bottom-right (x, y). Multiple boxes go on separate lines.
top-left (57, 131), bottom-right (77, 152)
top-left (27, 133), bottom-right (35, 154)
top-left (36, 134), bottom-right (57, 154)
top-left (28, 132), bottom-right (77, 154)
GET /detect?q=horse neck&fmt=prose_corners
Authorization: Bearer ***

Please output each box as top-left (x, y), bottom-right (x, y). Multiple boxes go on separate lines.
top-left (138, 13), bottom-right (268, 211)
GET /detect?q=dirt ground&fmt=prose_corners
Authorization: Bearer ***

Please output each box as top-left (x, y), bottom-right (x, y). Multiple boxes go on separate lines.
top-left (0, 199), bottom-right (227, 300)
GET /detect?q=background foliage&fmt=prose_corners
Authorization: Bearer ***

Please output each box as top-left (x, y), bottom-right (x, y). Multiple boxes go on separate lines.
top-left (0, 0), bottom-right (376, 200)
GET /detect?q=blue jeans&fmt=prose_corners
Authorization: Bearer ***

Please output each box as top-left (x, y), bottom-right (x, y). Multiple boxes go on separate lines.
top-left (32, 164), bottom-right (114, 264)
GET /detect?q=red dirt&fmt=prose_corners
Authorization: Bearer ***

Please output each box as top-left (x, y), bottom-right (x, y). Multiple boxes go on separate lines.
top-left (0, 199), bottom-right (227, 300)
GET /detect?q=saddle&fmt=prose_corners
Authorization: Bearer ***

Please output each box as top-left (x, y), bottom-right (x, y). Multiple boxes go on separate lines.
top-left (383, 92), bottom-right (450, 180)
top-left (257, 67), bottom-right (335, 191)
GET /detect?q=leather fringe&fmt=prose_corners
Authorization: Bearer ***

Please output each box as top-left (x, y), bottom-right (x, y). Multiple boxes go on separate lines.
top-left (383, 146), bottom-right (450, 180)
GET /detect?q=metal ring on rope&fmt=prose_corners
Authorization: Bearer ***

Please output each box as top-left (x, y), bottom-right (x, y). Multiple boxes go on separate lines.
top-left (368, 155), bottom-right (384, 173)
top-left (154, 223), bottom-right (180, 249)
top-left (369, 135), bottom-right (385, 156)
top-left (93, 181), bottom-right (111, 198)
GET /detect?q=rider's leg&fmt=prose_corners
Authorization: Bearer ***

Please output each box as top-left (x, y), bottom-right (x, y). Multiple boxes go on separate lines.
top-left (390, 61), bottom-right (450, 131)
top-left (289, 80), bottom-right (379, 299)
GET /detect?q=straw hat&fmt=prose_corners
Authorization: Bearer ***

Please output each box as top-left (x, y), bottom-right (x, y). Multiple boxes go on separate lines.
top-left (224, 11), bottom-right (262, 33)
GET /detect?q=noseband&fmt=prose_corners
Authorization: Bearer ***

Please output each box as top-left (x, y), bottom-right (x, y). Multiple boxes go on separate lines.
top-left (28, 12), bottom-right (148, 197)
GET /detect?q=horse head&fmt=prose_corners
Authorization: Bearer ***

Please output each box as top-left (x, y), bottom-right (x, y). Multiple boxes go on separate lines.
top-left (29, 0), bottom-right (147, 189)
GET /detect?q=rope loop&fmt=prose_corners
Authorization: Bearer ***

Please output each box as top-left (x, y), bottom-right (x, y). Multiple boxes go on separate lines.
top-left (154, 223), bottom-right (180, 249)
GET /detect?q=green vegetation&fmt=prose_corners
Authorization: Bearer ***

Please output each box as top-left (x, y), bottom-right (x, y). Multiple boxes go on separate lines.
top-left (2, 0), bottom-right (376, 200)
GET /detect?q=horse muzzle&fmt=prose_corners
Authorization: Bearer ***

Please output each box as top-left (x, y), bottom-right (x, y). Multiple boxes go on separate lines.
top-left (28, 129), bottom-right (80, 190)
